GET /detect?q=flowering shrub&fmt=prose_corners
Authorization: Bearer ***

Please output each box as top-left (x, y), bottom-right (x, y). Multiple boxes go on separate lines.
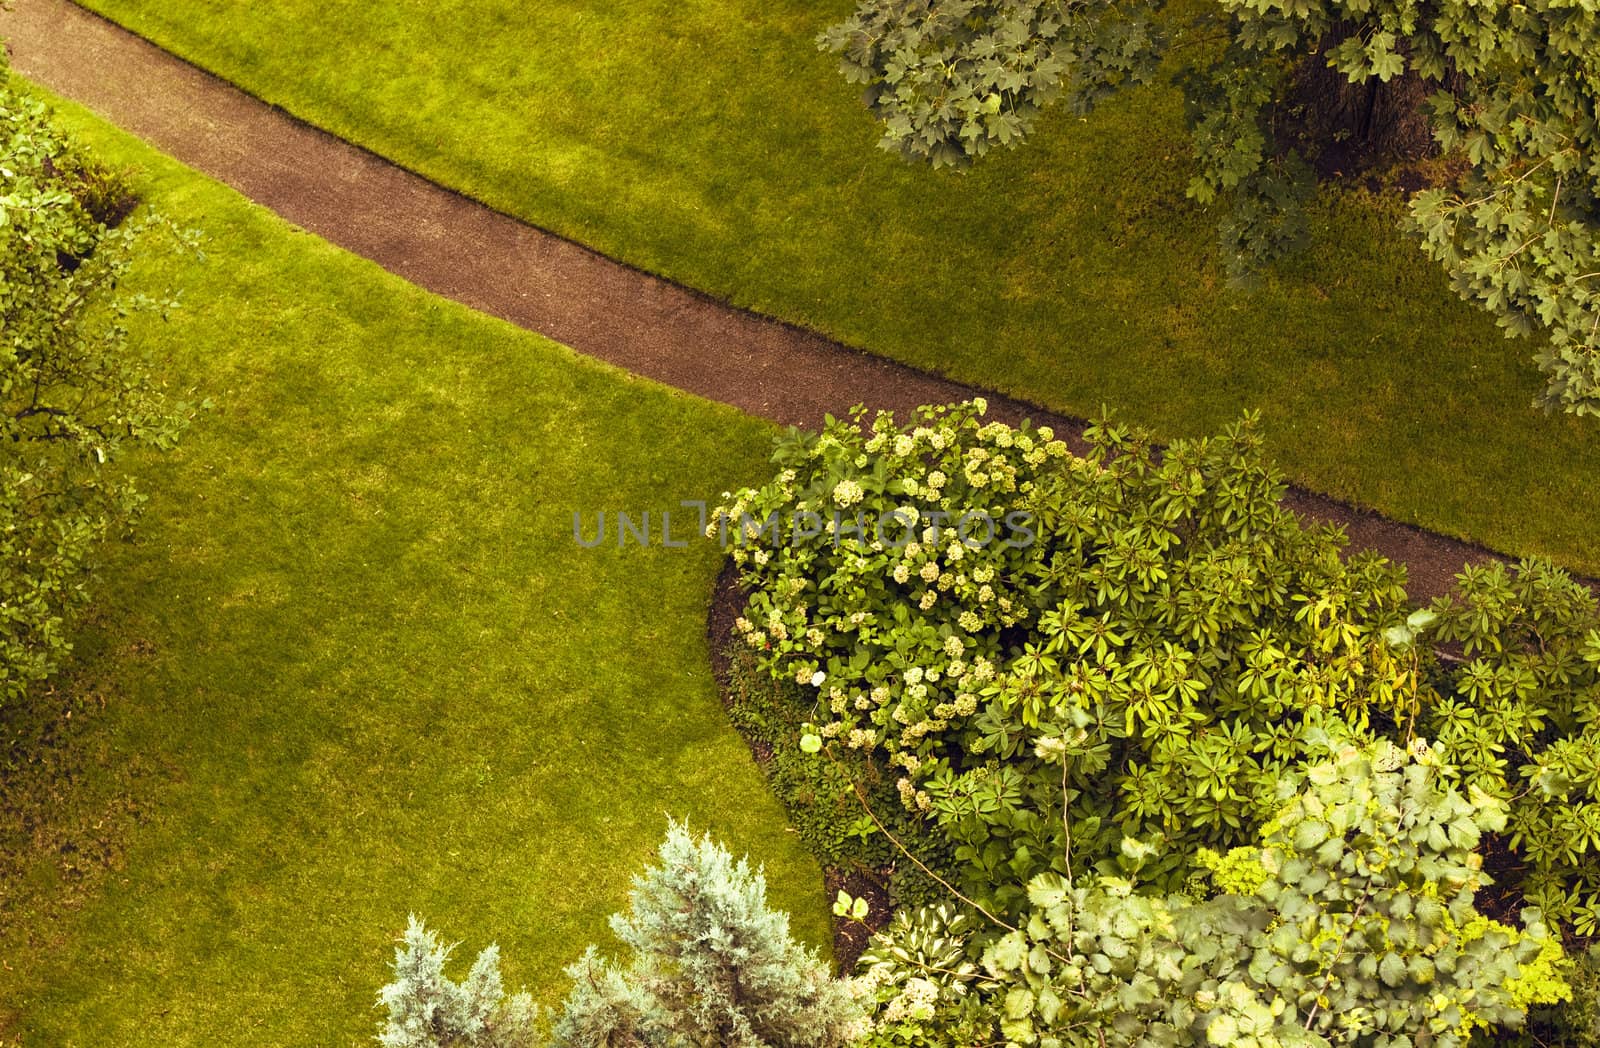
top-left (850, 904), bottom-right (991, 1046)
top-left (714, 400), bottom-right (1054, 730)
top-left (719, 402), bottom-right (1600, 934)
top-left (715, 402), bottom-right (1415, 912)
top-left (722, 645), bottom-right (957, 908)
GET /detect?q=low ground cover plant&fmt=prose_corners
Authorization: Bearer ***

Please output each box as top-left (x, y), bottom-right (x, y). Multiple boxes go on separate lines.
top-left (1516, 944), bottom-right (1600, 1048)
top-left (720, 638), bottom-right (956, 914)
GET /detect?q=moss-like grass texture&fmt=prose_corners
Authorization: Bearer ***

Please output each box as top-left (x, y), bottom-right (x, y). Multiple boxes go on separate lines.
top-left (67, 0), bottom-right (1600, 571)
top-left (0, 82), bottom-right (827, 1046)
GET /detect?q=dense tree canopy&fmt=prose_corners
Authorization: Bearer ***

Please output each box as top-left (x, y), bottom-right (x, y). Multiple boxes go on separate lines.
top-left (821, 0), bottom-right (1600, 414)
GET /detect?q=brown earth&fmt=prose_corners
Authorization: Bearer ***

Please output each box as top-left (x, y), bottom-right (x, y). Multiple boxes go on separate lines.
top-left (0, 0), bottom-right (1587, 602)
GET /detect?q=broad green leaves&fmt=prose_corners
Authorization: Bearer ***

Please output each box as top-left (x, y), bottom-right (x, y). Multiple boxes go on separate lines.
top-left (720, 403), bottom-right (1417, 915)
top-left (1425, 558), bottom-right (1600, 933)
top-left (819, 0), bottom-right (1164, 168)
top-left (834, 889), bottom-right (872, 920)
top-left (822, 0), bottom-right (1600, 414)
top-left (0, 61), bottom-right (198, 702)
top-left (852, 749), bottom-right (1568, 1046)
top-left (727, 402), bottom-right (1600, 938)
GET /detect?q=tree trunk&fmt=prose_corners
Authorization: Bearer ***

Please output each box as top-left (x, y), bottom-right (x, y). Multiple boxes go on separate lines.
top-left (1282, 24), bottom-right (1454, 180)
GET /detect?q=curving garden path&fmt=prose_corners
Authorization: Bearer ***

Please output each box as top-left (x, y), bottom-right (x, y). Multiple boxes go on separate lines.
top-left (0, 0), bottom-right (1570, 600)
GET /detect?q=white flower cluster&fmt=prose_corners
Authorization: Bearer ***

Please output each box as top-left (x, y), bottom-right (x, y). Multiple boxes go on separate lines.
top-left (881, 976), bottom-right (940, 1022)
top-left (846, 727), bottom-right (877, 749)
top-left (895, 776), bottom-right (932, 814)
top-left (711, 399), bottom-right (1080, 794)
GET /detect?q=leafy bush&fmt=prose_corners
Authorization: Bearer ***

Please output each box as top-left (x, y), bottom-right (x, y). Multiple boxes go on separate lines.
top-left (715, 402), bottom-right (1414, 913)
top-left (853, 745), bottom-right (1568, 1046)
top-left (718, 402), bottom-right (1600, 932)
top-left (0, 58), bottom-right (198, 702)
top-left (1422, 558), bottom-right (1600, 934)
top-left (851, 903), bottom-right (992, 1046)
top-left (49, 152), bottom-right (141, 230)
top-left (1514, 944), bottom-right (1600, 1048)
top-left (723, 644), bottom-right (955, 909)
top-left (551, 821), bottom-right (865, 1048)
top-left (376, 917), bottom-right (539, 1048)
top-left (820, 0), bottom-right (1600, 413)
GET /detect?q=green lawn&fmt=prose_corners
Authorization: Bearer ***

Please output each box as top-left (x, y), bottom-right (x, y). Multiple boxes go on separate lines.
top-left (70, 0), bottom-right (1600, 573)
top-left (0, 82), bottom-right (827, 1046)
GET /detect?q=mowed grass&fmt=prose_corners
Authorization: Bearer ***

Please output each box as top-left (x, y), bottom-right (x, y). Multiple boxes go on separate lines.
top-left (0, 84), bottom-right (827, 1046)
top-left (69, 0), bottom-right (1600, 572)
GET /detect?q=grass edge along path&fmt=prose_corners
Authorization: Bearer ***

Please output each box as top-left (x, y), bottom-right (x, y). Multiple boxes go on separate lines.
top-left (19, 0), bottom-right (1600, 575)
top-left (0, 0), bottom-right (1589, 601)
top-left (0, 78), bottom-right (831, 1046)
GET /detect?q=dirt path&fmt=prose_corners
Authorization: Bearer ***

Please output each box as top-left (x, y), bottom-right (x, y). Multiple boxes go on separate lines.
top-left (0, 0), bottom-right (1561, 600)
